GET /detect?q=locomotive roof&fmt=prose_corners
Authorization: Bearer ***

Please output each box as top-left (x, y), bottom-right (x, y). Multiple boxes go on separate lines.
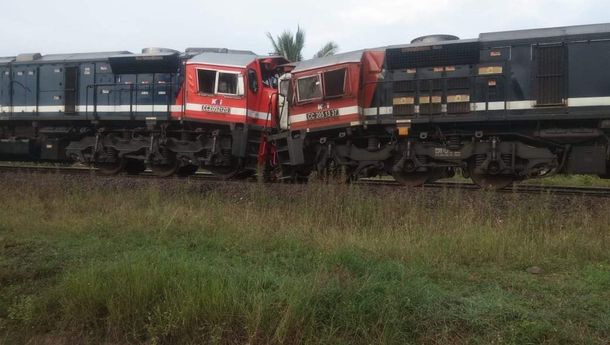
top-left (386, 38), bottom-right (479, 51)
top-left (186, 48), bottom-right (256, 55)
top-left (385, 23), bottom-right (610, 52)
top-left (11, 51), bottom-right (131, 64)
top-left (188, 52), bottom-right (259, 67)
top-left (0, 57), bottom-right (15, 65)
top-left (109, 51), bottom-right (181, 74)
top-left (291, 50), bottom-right (365, 73)
top-left (480, 23), bottom-right (610, 42)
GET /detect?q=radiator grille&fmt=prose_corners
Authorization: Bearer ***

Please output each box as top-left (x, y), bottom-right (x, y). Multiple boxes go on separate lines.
top-left (393, 104), bottom-right (415, 116)
top-left (419, 104), bottom-right (442, 115)
top-left (535, 45), bottom-right (567, 106)
top-left (386, 42), bottom-right (480, 70)
top-left (393, 80), bottom-right (416, 93)
top-left (447, 77), bottom-right (470, 90)
top-left (447, 103), bottom-right (470, 114)
top-left (419, 79), bottom-right (443, 91)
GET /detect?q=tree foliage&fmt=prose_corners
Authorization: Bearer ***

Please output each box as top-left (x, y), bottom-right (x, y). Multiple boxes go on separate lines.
top-left (266, 26), bottom-right (306, 62)
top-left (314, 41), bottom-right (339, 59)
top-left (267, 27), bottom-right (338, 62)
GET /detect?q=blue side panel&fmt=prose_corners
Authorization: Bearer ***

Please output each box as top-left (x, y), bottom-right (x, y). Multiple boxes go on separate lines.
top-left (136, 74), bottom-right (154, 118)
top-left (80, 63), bottom-right (96, 119)
top-left (11, 65), bottom-right (38, 119)
top-left (38, 64), bottom-right (64, 118)
top-left (569, 40), bottom-right (610, 98)
top-left (116, 74), bottom-right (136, 116)
top-left (0, 67), bottom-right (10, 116)
top-left (154, 73), bottom-right (173, 108)
top-left (94, 62), bottom-right (118, 119)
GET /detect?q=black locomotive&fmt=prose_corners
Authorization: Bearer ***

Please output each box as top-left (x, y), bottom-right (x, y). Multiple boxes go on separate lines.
top-left (273, 23), bottom-right (610, 188)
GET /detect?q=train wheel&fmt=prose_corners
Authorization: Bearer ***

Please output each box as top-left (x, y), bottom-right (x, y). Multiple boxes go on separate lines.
top-left (392, 171), bottom-right (430, 188)
top-left (176, 164), bottom-right (199, 177)
top-left (468, 166), bottom-right (515, 190)
top-left (95, 159), bottom-right (126, 176)
top-left (426, 168), bottom-right (452, 183)
top-left (206, 166), bottom-right (241, 179)
top-left (124, 159), bottom-right (146, 175)
top-left (151, 160), bottom-right (179, 178)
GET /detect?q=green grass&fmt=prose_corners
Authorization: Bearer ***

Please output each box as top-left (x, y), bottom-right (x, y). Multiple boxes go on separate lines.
top-left (0, 176), bottom-right (609, 344)
top-left (442, 171), bottom-right (610, 188)
top-left (523, 174), bottom-right (610, 187)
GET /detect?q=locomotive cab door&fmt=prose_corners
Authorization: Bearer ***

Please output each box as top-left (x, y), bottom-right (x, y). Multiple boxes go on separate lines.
top-left (64, 66), bottom-right (78, 114)
top-left (278, 73), bottom-right (291, 130)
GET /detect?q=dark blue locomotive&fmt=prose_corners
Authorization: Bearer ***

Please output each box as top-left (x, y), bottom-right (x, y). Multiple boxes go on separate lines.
top-left (374, 23), bottom-right (610, 188)
top-left (277, 23), bottom-right (610, 188)
top-left (0, 49), bottom-right (182, 170)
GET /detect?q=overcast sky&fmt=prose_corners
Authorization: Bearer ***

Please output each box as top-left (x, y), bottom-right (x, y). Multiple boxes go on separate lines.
top-left (1, 0), bottom-right (609, 58)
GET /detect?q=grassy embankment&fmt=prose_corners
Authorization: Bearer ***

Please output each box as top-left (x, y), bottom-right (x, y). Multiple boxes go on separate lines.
top-left (440, 171), bottom-right (610, 188)
top-left (0, 175), bottom-right (609, 344)
top-left (526, 174), bottom-right (610, 187)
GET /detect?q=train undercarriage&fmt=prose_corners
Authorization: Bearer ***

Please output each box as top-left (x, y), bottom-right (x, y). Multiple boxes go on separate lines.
top-left (1, 119), bottom-right (609, 190)
top-left (0, 121), bottom-right (267, 179)
top-left (276, 122), bottom-right (610, 189)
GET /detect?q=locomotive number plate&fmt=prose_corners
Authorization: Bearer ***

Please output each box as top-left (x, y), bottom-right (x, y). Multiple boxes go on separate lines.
top-left (434, 148), bottom-right (462, 158)
top-left (202, 104), bottom-right (231, 114)
top-left (306, 109), bottom-right (339, 121)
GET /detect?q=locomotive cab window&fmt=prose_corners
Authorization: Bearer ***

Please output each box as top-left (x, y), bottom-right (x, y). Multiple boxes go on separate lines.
top-left (297, 75), bottom-right (322, 102)
top-left (323, 68), bottom-right (346, 98)
top-left (198, 69), bottom-right (216, 94)
top-left (217, 72), bottom-right (239, 95)
top-left (197, 69), bottom-right (244, 96)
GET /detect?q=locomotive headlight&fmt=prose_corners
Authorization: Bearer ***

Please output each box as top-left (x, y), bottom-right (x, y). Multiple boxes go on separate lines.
top-left (398, 126), bottom-right (410, 136)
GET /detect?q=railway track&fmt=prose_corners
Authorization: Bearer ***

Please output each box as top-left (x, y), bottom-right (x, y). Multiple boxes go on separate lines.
top-left (0, 163), bottom-right (221, 180)
top-left (1, 164), bottom-right (610, 197)
top-left (362, 179), bottom-right (610, 197)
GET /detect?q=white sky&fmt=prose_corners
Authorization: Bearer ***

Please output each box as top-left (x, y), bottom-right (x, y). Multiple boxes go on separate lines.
top-left (1, 0), bottom-right (609, 58)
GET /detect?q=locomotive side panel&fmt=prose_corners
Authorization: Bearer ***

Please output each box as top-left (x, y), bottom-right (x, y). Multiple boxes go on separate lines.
top-left (568, 40), bottom-right (610, 105)
top-left (0, 63), bottom-right (12, 117)
top-left (37, 64), bottom-right (67, 117)
top-left (11, 64), bottom-right (38, 119)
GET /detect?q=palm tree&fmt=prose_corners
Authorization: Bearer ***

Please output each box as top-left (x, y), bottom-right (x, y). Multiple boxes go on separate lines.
top-left (267, 27), bottom-right (338, 62)
top-left (267, 26), bottom-right (306, 62)
top-left (314, 42), bottom-right (339, 59)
